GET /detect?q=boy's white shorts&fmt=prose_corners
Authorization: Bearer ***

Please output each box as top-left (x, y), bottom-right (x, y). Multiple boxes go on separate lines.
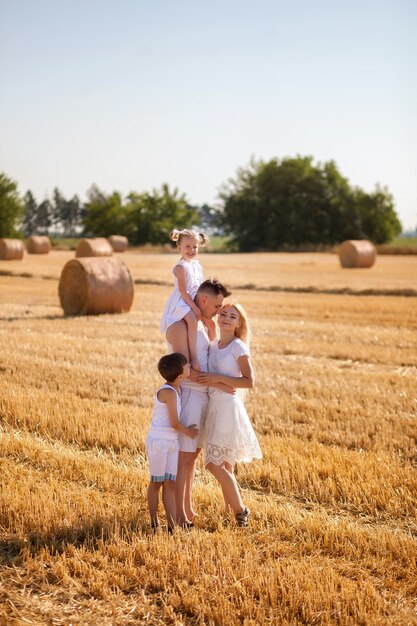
top-left (178, 387), bottom-right (209, 453)
top-left (146, 434), bottom-right (179, 482)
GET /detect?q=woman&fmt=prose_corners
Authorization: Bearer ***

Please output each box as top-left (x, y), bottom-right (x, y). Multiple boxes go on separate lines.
top-left (197, 303), bottom-right (262, 527)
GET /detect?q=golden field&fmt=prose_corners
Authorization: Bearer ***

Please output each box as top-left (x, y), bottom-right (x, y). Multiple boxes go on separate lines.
top-left (0, 250), bottom-right (416, 626)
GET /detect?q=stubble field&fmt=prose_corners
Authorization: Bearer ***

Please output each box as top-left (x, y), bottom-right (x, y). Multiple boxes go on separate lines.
top-left (0, 250), bottom-right (416, 625)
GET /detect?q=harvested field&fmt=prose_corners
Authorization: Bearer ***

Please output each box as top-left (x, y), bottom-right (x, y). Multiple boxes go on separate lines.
top-left (1, 249), bottom-right (417, 294)
top-left (0, 251), bottom-right (416, 625)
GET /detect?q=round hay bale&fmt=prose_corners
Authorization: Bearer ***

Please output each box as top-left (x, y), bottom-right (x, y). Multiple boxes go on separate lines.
top-left (108, 235), bottom-right (128, 252)
top-left (0, 238), bottom-right (24, 260)
top-left (75, 238), bottom-right (113, 258)
top-left (58, 256), bottom-right (134, 316)
top-left (338, 240), bottom-right (376, 268)
top-left (26, 236), bottom-right (51, 254)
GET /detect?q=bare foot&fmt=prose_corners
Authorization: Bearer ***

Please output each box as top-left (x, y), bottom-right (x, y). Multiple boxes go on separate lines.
top-left (185, 510), bottom-right (199, 521)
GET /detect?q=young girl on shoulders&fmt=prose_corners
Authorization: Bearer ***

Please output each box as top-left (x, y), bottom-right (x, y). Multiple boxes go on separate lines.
top-left (160, 228), bottom-right (209, 371)
top-left (197, 303), bottom-right (262, 527)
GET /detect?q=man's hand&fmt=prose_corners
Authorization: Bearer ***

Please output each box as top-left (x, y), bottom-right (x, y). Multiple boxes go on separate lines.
top-left (188, 368), bottom-right (201, 382)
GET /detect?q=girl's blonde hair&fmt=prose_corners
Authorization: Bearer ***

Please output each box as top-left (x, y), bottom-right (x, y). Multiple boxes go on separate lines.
top-left (221, 302), bottom-right (251, 346)
top-left (169, 228), bottom-right (209, 247)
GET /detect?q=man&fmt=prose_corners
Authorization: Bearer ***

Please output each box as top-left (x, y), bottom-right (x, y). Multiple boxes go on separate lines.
top-left (166, 278), bottom-right (231, 526)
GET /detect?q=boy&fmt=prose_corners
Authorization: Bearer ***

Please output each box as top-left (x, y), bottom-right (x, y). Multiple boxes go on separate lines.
top-left (145, 353), bottom-right (198, 532)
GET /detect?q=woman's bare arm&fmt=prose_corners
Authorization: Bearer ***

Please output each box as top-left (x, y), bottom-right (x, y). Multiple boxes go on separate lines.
top-left (195, 355), bottom-right (254, 389)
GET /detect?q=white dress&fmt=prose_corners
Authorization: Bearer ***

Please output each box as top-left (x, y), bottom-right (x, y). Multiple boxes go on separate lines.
top-left (202, 338), bottom-right (263, 467)
top-left (160, 259), bottom-right (203, 333)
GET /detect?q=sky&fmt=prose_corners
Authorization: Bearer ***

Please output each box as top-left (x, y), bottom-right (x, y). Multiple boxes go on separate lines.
top-left (1, 0), bottom-right (416, 230)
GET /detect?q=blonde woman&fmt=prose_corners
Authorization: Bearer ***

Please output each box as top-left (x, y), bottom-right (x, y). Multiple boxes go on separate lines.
top-left (160, 228), bottom-right (209, 372)
top-left (197, 303), bottom-right (262, 527)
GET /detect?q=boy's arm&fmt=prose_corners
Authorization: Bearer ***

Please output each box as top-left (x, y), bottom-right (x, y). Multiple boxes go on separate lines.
top-left (159, 388), bottom-right (199, 438)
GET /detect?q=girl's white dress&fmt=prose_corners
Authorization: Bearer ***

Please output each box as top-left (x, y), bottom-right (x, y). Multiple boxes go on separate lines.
top-left (160, 259), bottom-right (203, 333)
top-left (201, 338), bottom-right (263, 467)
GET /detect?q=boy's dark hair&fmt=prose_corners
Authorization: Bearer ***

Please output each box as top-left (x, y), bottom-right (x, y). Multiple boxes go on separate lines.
top-left (197, 278), bottom-right (231, 298)
top-left (158, 352), bottom-right (188, 382)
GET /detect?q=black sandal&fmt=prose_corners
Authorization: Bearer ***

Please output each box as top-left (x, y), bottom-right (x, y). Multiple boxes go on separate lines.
top-left (235, 507), bottom-right (250, 527)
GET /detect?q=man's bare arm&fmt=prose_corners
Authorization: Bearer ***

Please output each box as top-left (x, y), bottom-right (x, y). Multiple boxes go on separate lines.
top-left (166, 319), bottom-right (190, 360)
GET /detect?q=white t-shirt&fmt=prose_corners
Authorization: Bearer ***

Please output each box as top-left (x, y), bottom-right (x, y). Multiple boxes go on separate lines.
top-left (208, 338), bottom-right (250, 397)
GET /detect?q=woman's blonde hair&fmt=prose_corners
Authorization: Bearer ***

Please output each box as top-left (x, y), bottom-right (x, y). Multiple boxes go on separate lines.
top-left (169, 228), bottom-right (209, 247)
top-left (221, 302), bottom-right (251, 346)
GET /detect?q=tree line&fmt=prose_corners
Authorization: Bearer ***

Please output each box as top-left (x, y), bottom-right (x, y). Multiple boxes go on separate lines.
top-left (0, 156), bottom-right (403, 250)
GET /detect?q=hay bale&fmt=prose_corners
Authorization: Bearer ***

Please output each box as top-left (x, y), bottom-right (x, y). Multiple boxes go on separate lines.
top-left (0, 238), bottom-right (24, 260)
top-left (58, 256), bottom-right (134, 315)
top-left (26, 236), bottom-right (51, 254)
top-left (338, 240), bottom-right (376, 268)
top-left (108, 235), bottom-right (128, 252)
top-left (75, 238), bottom-right (113, 258)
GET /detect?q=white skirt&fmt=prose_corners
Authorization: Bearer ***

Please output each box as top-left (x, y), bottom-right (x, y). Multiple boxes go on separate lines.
top-left (160, 289), bottom-right (191, 333)
top-left (201, 394), bottom-right (262, 467)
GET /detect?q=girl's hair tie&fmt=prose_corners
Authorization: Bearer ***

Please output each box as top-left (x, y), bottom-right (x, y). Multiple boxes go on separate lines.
top-left (169, 228), bottom-right (210, 247)
top-left (169, 229), bottom-right (181, 241)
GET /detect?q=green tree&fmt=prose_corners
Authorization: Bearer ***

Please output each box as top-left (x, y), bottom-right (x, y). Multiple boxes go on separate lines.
top-left (83, 185), bottom-right (130, 237)
top-left (126, 183), bottom-right (199, 245)
top-left (353, 185), bottom-right (401, 243)
top-left (52, 188), bottom-right (82, 235)
top-left (198, 203), bottom-right (224, 235)
top-left (35, 199), bottom-right (53, 235)
top-left (22, 190), bottom-right (38, 236)
top-left (218, 159), bottom-right (265, 251)
top-left (52, 188), bottom-right (66, 231)
top-left (0, 172), bottom-right (24, 238)
top-left (220, 156), bottom-right (401, 250)
top-left (63, 195), bottom-right (82, 235)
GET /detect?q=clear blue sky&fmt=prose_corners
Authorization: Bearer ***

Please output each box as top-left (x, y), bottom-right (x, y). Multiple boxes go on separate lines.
top-left (1, 0), bottom-right (416, 230)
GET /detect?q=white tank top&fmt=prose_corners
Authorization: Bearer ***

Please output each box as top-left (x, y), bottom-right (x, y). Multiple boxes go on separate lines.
top-left (150, 384), bottom-right (181, 432)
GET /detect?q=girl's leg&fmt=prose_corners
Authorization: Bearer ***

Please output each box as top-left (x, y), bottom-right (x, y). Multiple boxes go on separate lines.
top-left (162, 480), bottom-right (176, 530)
top-left (220, 462), bottom-right (235, 511)
top-left (176, 451), bottom-right (198, 525)
top-left (219, 482), bottom-right (233, 513)
top-left (184, 454), bottom-right (199, 520)
top-left (147, 481), bottom-right (162, 527)
top-left (184, 310), bottom-right (200, 371)
top-left (206, 462), bottom-right (245, 515)
top-left (224, 461), bottom-right (234, 474)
